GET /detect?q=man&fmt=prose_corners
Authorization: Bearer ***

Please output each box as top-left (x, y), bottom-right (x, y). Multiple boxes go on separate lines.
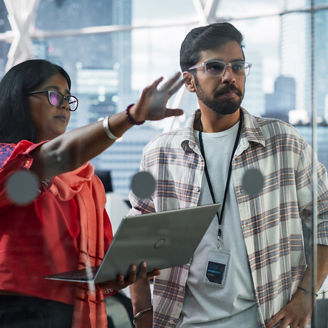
top-left (129, 22), bottom-right (328, 327)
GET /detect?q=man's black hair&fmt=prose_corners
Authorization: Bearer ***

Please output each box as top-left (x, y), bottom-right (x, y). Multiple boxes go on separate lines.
top-left (180, 22), bottom-right (244, 72)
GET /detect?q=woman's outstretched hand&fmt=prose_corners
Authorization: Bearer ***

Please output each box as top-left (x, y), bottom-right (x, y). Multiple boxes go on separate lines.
top-left (129, 72), bottom-right (185, 123)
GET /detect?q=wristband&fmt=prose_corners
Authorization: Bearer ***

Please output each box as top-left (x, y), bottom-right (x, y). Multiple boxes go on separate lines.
top-left (103, 287), bottom-right (114, 295)
top-left (126, 104), bottom-right (145, 125)
top-left (132, 306), bottom-right (153, 326)
top-left (103, 116), bottom-right (118, 140)
top-left (297, 286), bottom-right (318, 297)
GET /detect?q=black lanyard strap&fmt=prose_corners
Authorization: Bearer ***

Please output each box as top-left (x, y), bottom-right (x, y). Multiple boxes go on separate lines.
top-left (198, 111), bottom-right (243, 238)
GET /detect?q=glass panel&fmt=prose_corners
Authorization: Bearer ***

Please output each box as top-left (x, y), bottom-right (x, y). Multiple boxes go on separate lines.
top-left (0, 0), bottom-right (327, 327)
top-left (133, 0), bottom-right (197, 24)
top-left (0, 1), bottom-right (10, 78)
top-left (0, 1), bottom-right (10, 32)
top-left (0, 41), bottom-right (9, 78)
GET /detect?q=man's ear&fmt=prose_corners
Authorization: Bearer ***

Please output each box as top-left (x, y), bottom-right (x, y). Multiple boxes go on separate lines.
top-left (183, 71), bottom-right (196, 93)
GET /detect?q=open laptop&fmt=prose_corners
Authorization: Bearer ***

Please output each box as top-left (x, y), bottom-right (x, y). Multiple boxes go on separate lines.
top-left (44, 203), bottom-right (220, 284)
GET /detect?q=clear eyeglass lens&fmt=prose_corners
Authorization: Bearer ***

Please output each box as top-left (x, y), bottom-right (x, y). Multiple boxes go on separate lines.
top-left (204, 60), bottom-right (247, 76)
top-left (205, 61), bottom-right (226, 76)
top-left (231, 62), bottom-right (245, 73)
top-left (48, 91), bottom-right (61, 106)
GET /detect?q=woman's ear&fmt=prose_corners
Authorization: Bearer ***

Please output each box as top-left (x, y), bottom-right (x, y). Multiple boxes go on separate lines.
top-left (183, 71), bottom-right (196, 93)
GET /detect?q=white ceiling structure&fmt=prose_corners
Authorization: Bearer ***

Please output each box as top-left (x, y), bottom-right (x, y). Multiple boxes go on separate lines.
top-left (0, 0), bottom-right (220, 72)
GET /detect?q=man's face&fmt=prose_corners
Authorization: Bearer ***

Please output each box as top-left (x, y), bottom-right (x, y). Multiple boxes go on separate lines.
top-left (190, 41), bottom-right (246, 116)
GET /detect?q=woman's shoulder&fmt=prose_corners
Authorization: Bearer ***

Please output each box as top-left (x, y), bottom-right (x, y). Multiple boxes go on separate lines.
top-left (0, 140), bottom-right (39, 169)
top-left (0, 143), bottom-right (16, 168)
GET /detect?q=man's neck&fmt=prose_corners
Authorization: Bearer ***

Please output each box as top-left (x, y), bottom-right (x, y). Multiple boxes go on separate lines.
top-left (194, 107), bottom-right (241, 133)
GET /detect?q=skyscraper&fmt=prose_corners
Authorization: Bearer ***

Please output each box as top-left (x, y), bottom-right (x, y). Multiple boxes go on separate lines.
top-left (0, 2), bottom-right (10, 78)
top-left (279, 0), bottom-right (307, 112)
top-left (242, 52), bottom-right (265, 116)
top-left (34, 0), bottom-right (132, 130)
top-left (264, 74), bottom-right (296, 122)
top-left (305, 0), bottom-right (328, 121)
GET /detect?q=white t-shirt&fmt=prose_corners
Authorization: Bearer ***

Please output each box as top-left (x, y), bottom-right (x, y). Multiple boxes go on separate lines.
top-left (177, 123), bottom-right (259, 327)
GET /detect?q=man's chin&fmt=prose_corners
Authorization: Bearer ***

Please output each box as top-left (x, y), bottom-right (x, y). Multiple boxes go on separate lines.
top-left (211, 100), bottom-right (240, 116)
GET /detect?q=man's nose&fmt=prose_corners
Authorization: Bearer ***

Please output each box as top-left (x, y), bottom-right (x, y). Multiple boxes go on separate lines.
top-left (221, 66), bottom-right (236, 83)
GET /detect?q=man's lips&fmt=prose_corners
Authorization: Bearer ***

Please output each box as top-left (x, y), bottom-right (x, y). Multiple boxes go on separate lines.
top-left (215, 86), bottom-right (242, 98)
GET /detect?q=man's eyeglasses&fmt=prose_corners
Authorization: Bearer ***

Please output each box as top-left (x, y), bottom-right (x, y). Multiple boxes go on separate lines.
top-left (28, 90), bottom-right (78, 111)
top-left (188, 60), bottom-right (252, 77)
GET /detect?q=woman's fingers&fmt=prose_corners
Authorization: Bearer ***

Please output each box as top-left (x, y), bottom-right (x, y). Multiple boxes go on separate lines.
top-left (167, 78), bottom-right (185, 97)
top-left (158, 72), bottom-right (181, 92)
top-left (163, 108), bottom-right (184, 118)
top-left (148, 76), bottom-right (164, 92)
top-left (132, 73), bottom-right (185, 122)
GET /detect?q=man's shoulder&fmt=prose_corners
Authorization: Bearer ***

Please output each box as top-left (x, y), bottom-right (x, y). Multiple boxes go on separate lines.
top-left (143, 127), bottom-right (190, 153)
top-left (248, 112), bottom-right (304, 140)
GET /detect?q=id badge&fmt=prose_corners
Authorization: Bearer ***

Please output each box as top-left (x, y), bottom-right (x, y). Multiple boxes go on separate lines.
top-left (204, 248), bottom-right (230, 288)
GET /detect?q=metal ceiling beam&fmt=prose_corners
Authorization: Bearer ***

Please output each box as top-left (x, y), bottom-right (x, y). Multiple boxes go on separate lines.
top-left (192, 0), bottom-right (220, 25)
top-left (4, 0), bottom-right (39, 71)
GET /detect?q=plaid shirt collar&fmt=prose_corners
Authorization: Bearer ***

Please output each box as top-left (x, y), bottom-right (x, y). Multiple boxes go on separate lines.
top-left (178, 107), bottom-right (266, 154)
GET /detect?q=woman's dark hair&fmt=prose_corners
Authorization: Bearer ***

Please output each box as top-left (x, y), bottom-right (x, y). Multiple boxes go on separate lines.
top-left (180, 22), bottom-right (244, 72)
top-left (0, 59), bottom-right (71, 143)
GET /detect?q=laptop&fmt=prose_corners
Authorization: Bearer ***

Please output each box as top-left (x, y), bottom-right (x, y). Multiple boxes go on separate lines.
top-left (44, 203), bottom-right (220, 284)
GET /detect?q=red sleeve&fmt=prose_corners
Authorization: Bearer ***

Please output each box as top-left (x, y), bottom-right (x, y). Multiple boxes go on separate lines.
top-left (0, 140), bottom-right (47, 211)
top-left (103, 208), bottom-right (113, 249)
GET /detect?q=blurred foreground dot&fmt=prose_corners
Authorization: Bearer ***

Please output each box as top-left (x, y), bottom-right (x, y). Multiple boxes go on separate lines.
top-left (242, 168), bottom-right (264, 197)
top-left (5, 170), bottom-right (40, 205)
top-left (130, 171), bottom-right (156, 199)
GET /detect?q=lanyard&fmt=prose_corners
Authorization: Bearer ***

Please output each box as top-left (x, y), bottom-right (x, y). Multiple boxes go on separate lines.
top-left (198, 111), bottom-right (243, 247)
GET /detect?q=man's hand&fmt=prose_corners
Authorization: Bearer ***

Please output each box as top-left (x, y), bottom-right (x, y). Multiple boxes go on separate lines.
top-left (129, 262), bottom-right (158, 328)
top-left (266, 289), bottom-right (313, 328)
top-left (98, 264), bottom-right (138, 293)
top-left (97, 262), bottom-right (160, 294)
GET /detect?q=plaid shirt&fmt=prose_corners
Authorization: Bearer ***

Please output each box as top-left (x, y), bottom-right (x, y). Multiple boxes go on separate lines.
top-left (129, 108), bottom-right (328, 327)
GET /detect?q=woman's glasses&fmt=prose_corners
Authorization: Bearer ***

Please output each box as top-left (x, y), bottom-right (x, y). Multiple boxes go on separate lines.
top-left (28, 90), bottom-right (78, 111)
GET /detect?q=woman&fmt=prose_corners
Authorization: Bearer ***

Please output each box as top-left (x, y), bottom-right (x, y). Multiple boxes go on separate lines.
top-left (0, 59), bottom-right (184, 327)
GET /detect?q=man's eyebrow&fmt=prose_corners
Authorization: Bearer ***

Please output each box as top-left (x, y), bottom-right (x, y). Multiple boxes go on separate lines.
top-left (205, 58), bottom-right (244, 63)
top-left (230, 58), bottom-right (245, 62)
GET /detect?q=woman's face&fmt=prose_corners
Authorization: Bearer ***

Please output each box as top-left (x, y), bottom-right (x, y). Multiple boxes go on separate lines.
top-left (28, 73), bottom-right (71, 142)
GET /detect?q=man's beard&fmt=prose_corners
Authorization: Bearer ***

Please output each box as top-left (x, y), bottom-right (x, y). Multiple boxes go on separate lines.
top-left (195, 78), bottom-right (243, 115)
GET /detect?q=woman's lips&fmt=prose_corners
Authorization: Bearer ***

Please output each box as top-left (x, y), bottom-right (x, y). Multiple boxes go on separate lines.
top-left (54, 115), bottom-right (67, 123)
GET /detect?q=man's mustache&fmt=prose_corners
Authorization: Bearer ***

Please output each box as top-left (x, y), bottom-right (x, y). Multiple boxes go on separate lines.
top-left (215, 85), bottom-right (242, 97)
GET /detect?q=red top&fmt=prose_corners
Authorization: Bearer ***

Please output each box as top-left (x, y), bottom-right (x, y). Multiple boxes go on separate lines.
top-left (0, 140), bottom-right (113, 327)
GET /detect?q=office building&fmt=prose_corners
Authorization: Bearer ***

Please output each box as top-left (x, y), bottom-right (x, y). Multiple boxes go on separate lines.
top-left (305, 0), bottom-right (328, 121)
top-left (264, 74), bottom-right (296, 122)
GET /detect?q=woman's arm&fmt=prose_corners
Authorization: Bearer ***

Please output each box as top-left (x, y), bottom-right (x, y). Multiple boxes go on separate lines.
top-left (31, 74), bottom-right (184, 180)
